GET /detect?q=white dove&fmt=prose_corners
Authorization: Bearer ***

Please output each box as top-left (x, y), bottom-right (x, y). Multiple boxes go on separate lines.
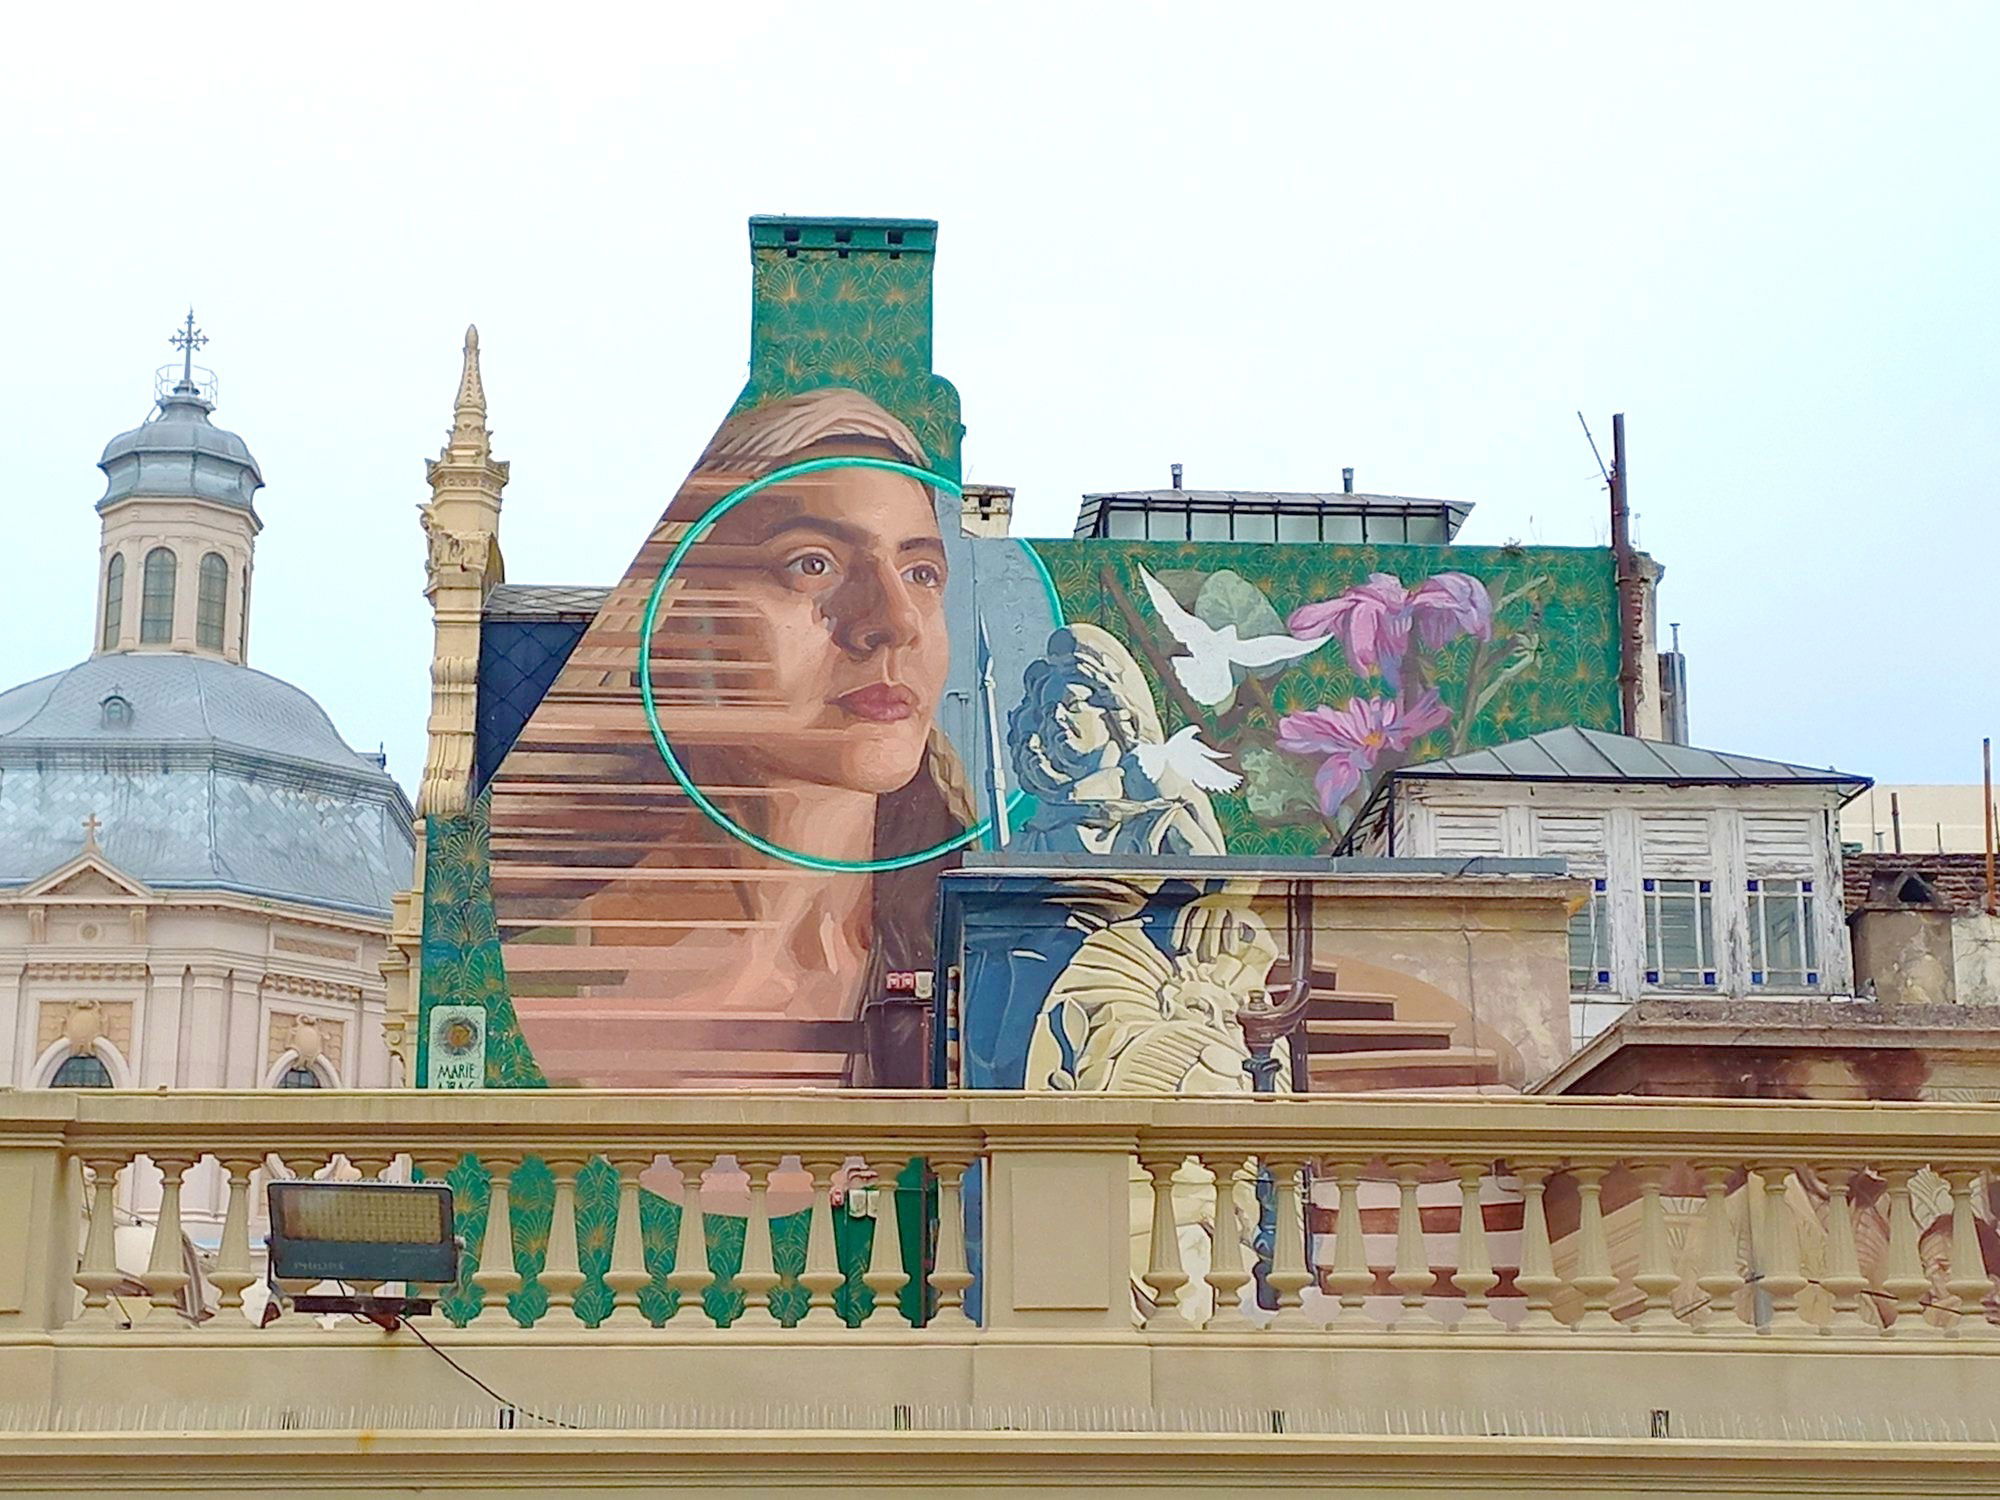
top-left (1136, 724), bottom-right (1243, 793)
top-left (1138, 566), bottom-right (1329, 705)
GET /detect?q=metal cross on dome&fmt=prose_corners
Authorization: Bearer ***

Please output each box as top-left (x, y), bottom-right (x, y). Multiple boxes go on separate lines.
top-left (169, 309), bottom-right (207, 387)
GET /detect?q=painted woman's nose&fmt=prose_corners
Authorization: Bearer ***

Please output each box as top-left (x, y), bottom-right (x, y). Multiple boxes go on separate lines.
top-left (826, 554), bottom-right (922, 656)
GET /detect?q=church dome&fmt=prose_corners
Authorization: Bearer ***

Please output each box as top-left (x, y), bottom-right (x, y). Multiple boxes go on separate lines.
top-left (97, 386), bottom-right (264, 513)
top-left (0, 654), bottom-right (413, 918)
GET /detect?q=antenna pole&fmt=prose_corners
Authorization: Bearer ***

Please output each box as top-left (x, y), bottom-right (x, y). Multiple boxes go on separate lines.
top-left (1983, 737), bottom-right (1995, 915)
top-left (1608, 414), bottom-right (1643, 736)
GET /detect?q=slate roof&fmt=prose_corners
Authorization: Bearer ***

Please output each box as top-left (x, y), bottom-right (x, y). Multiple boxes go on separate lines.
top-left (97, 389), bottom-right (263, 513)
top-left (0, 653), bottom-right (413, 918)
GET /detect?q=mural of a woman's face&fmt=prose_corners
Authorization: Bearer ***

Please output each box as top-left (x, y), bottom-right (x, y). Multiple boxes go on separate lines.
top-left (702, 456), bottom-right (950, 798)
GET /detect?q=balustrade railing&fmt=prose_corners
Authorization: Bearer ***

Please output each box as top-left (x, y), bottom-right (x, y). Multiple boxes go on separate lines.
top-left (3, 1092), bottom-right (1997, 1341)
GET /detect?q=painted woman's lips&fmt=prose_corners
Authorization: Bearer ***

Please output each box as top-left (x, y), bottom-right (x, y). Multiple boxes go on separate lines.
top-left (832, 683), bottom-right (918, 723)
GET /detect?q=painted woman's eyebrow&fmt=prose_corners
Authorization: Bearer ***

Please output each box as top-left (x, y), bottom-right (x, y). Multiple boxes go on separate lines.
top-left (748, 512), bottom-right (871, 547)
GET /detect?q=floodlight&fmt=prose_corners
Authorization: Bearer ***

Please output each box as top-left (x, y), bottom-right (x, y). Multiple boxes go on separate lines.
top-left (266, 1180), bottom-right (459, 1320)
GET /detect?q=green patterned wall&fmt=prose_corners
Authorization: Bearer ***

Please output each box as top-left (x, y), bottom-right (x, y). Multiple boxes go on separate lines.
top-left (1025, 539), bottom-right (1621, 853)
top-left (733, 217), bottom-right (962, 482)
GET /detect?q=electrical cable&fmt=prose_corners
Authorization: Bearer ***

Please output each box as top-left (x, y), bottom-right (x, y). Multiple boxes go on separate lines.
top-left (392, 1314), bottom-right (583, 1430)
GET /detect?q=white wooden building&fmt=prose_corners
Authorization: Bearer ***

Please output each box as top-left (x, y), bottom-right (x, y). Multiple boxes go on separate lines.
top-left (1349, 727), bottom-right (1871, 1048)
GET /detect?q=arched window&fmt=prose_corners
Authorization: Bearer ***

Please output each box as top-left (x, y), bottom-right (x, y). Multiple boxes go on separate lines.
top-left (100, 693), bottom-right (133, 729)
top-left (101, 554), bottom-right (125, 651)
top-left (277, 1064), bottom-right (323, 1089)
top-left (51, 1053), bottom-right (113, 1088)
top-left (197, 553), bottom-right (229, 651)
top-left (139, 547), bottom-right (177, 643)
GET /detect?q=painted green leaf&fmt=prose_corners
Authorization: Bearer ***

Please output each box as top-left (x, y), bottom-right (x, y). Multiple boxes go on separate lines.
top-left (1241, 745), bottom-right (1321, 821)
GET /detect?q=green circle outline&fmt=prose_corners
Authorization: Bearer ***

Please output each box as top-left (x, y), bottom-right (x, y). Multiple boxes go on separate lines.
top-left (637, 453), bottom-right (1063, 873)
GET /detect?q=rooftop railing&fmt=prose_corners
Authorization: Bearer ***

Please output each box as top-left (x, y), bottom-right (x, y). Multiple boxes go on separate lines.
top-left (5, 1090), bottom-right (1996, 1343)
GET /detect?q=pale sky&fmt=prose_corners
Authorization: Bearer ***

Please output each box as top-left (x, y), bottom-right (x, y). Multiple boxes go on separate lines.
top-left (3, 3), bottom-right (1994, 794)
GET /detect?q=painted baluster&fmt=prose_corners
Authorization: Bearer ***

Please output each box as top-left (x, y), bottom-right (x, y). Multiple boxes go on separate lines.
top-left (470, 1154), bottom-right (524, 1326)
top-left (1816, 1167), bottom-right (1869, 1336)
top-left (1943, 1169), bottom-right (1996, 1339)
top-left (798, 1156), bottom-right (847, 1328)
top-left (1140, 1153), bottom-right (1190, 1330)
top-left (1387, 1162), bottom-right (1437, 1331)
top-left (1693, 1165), bottom-right (1747, 1334)
top-left (1450, 1163), bottom-right (1504, 1333)
top-left (1880, 1167), bottom-right (1934, 1338)
top-left (142, 1155), bottom-right (193, 1333)
top-left (1203, 1154), bottom-right (1253, 1333)
top-left (665, 1156), bottom-right (714, 1330)
top-left (928, 1157), bottom-right (976, 1329)
top-left (734, 1157), bottom-right (782, 1325)
top-left (1263, 1157), bottom-right (1311, 1330)
top-left (209, 1157), bottom-right (259, 1321)
top-left (1322, 1165), bottom-right (1373, 1331)
top-left (1511, 1165), bottom-right (1564, 1331)
top-left (1626, 1165), bottom-right (1679, 1332)
top-left (604, 1153), bottom-right (654, 1327)
top-left (75, 1157), bottom-right (127, 1328)
top-left (858, 1159), bottom-right (909, 1328)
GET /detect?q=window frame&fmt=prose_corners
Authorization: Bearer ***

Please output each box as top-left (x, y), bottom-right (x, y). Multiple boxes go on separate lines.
top-left (101, 553), bottom-right (125, 650)
top-left (1747, 876), bottom-right (1821, 990)
top-left (196, 552), bottom-right (229, 651)
top-left (1643, 876), bottom-right (1718, 990)
top-left (139, 546), bottom-right (178, 644)
top-left (1568, 877), bottom-right (1614, 991)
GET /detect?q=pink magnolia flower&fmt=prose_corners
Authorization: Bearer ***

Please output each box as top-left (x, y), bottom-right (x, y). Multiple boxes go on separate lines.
top-left (1407, 572), bottom-right (1493, 651)
top-left (1287, 573), bottom-right (1412, 684)
top-left (1276, 692), bottom-right (1454, 815)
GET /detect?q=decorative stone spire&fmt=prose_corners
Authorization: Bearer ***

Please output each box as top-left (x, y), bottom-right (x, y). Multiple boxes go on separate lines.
top-left (417, 325), bottom-right (510, 818)
top-left (450, 325), bottom-right (489, 450)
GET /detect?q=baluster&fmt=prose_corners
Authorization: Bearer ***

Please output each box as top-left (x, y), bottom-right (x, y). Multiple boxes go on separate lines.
top-left (798, 1156), bottom-right (847, 1328)
top-left (1202, 1154), bottom-right (1253, 1333)
top-left (604, 1153), bottom-right (654, 1327)
top-left (1880, 1167), bottom-right (1935, 1338)
top-left (1511, 1165), bottom-right (1564, 1331)
top-left (470, 1154), bottom-right (523, 1326)
top-left (1568, 1166), bottom-right (1619, 1331)
top-left (1942, 1169), bottom-right (1996, 1339)
top-left (1753, 1163), bottom-right (1810, 1334)
top-left (1322, 1164), bottom-right (1372, 1330)
top-left (142, 1156), bottom-right (193, 1333)
top-left (75, 1156), bottom-right (127, 1328)
top-left (928, 1156), bottom-right (976, 1329)
top-left (412, 1153), bottom-right (464, 1323)
top-left (666, 1156), bottom-right (714, 1330)
top-left (1694, 1165), bottom-right (1748, 1334)
top-left (858, 1159), bottom-right (910, 1328)
top-left (209, 1157), bottom-right (259, 1321)
top-left (734, 1157), bottom-right (782, 1325)
top-left (1450, 1163), bottom-right (1503, 1333)
top-left (1387, 1162), bottom-right (1437, 1331)
top-left (536, 1155), bottom-right (587, 1329)
top-left (1816, 1167), bottom-right (1869, 1336)
top-left (1628, 1165), bottom-right (1680, 1332)
top-left (1263, 1156), bottom-right (1311, 1329)
top-left (1140, 1153), bottom-right (1190, 1330)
